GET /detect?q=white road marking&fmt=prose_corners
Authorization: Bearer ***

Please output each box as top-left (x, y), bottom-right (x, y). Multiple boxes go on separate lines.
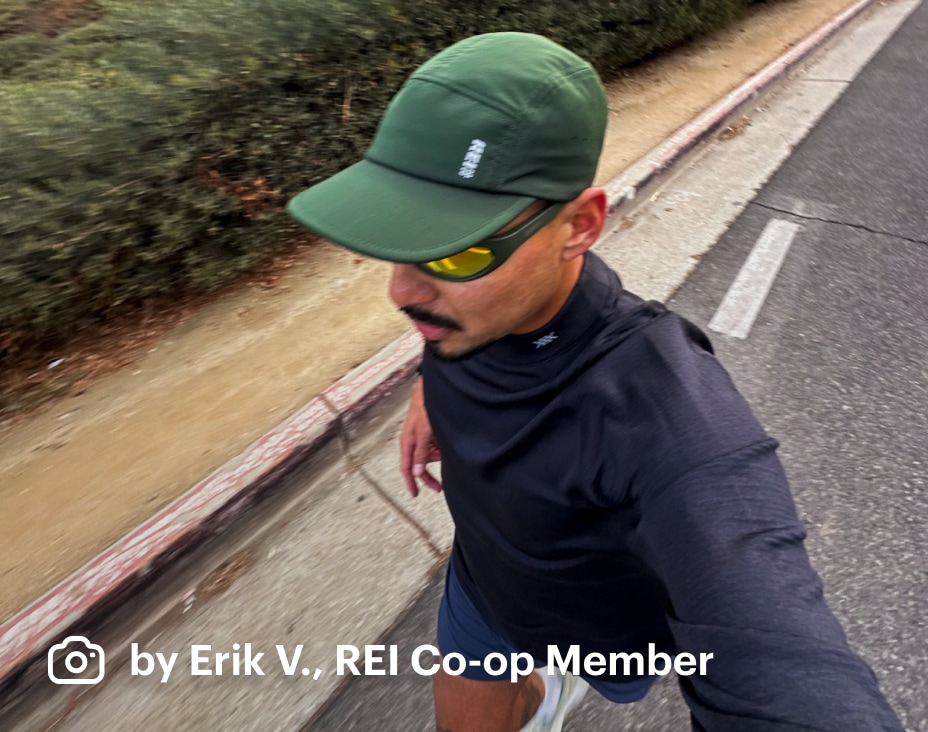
top-left (708, 218), bottom-right (801, 339)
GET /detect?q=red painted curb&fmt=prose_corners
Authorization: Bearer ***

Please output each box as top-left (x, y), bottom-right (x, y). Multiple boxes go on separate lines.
top-left (0, 0), bottom-right (886, 693)
top-left (0, 329), bottom-right (423, 688)
top-left (604, 0), bottom-right (883, 217)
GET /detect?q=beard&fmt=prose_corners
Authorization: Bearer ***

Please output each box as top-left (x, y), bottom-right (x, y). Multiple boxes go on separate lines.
top-left (423, 337), bottom-right (492, 363)
top-left (401, 305), bottom-right (479, 361)
top-left (400, 305), bottom-right (496, 362)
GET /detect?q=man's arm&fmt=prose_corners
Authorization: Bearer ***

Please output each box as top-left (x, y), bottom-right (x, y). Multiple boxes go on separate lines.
top-left (634, 439), bottom-right (903, 731)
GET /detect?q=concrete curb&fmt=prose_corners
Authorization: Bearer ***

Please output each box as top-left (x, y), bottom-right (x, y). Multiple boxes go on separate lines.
top-left (0, 0), bottom-right (886, 692)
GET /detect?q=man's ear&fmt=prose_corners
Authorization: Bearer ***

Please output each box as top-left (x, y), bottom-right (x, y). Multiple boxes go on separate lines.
top-left (562, 187), bottom-right (607, 262)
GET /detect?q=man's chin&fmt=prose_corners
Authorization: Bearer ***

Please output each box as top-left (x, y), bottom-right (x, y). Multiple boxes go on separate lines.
top-left (424, 337), bottom-right (491, 363)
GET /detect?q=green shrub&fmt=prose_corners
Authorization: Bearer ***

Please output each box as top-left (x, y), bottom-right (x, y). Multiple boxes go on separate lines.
top-left (1, 0), bottom-right (755, 349)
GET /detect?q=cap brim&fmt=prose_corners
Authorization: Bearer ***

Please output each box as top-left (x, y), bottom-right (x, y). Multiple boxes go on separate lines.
top-left (287, 160), bottom-right (534, 262)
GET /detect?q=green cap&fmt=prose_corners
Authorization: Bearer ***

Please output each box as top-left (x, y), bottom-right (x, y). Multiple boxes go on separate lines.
top-left (287, 32), bottom-right (607, 262)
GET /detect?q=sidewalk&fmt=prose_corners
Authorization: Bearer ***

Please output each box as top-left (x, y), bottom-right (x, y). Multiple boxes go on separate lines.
top-left (0, 0), bottom-right (910, 725)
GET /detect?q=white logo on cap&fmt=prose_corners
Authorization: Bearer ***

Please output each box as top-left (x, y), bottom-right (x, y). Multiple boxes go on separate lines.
top-left (458, 139), bottom-right (486, 179)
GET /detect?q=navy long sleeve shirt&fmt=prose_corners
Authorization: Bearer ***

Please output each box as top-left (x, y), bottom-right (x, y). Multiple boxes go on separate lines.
top-left (420, 252), bottom-right (901, 730)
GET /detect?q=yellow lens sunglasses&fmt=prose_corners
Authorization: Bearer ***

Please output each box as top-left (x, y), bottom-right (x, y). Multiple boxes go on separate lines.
top-left (418, 202), bottom-right (564, 281)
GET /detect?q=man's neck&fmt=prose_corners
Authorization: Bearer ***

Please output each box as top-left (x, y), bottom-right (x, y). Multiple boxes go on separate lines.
top-left (511, 255), bottom-right (585, 335)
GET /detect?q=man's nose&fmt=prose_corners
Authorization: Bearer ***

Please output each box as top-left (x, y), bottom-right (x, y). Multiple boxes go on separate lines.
top-left (389, 264), bottom-right (439, 308)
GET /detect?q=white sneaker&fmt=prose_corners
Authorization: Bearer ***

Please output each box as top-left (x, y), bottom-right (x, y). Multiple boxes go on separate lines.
top-left (521, 668), bottom-right (589, 732)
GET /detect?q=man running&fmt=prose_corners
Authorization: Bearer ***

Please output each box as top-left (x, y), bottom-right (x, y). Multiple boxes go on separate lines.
top-left (288, 32), bottom-right (901, 732)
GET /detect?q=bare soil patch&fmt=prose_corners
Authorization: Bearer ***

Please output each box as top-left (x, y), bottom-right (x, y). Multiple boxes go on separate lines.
top-left (0, 0), bottom-right (103, 39)
top-left (0, 235), bottom-right (322, 429)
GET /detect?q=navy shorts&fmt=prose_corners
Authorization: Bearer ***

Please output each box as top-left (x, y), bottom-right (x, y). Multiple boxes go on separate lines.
top-left (437, 561), bottom-right (657, 704)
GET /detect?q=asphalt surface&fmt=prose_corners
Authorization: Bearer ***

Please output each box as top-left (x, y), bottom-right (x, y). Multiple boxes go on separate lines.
top-left (311, 3), bottom-right (928, 730)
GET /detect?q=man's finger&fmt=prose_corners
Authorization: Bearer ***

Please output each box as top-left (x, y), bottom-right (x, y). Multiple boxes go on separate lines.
top-left (410, 433), bottom-right (441, 492)
top-left (404, 472), bottom-right (420, 498)
top-left (419, 466), bottom-right (442, 493)
top-left (399, 435), bottom-right (420, 498)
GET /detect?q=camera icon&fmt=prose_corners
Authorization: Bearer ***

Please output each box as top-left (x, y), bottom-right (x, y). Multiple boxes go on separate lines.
top-left (47, 636), bottom-right (105, 685)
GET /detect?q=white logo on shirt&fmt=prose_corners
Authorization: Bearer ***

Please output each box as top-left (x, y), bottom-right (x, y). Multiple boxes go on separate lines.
top-left (458, 139), bottom-right (486, 179)
top-left (533, 332), bottom-right (558, 349)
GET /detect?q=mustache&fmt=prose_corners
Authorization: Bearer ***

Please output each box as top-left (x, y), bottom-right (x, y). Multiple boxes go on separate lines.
top-left (400, 305), bottom-right (462, 331)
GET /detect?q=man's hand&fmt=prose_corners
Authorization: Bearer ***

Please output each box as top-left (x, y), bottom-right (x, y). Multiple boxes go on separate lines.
top-left (400, 377), bottom-right (442, 497)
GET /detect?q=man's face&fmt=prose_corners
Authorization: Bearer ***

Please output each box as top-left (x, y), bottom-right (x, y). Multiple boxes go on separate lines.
top-left (389, 202), bottom-right (582, 360)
